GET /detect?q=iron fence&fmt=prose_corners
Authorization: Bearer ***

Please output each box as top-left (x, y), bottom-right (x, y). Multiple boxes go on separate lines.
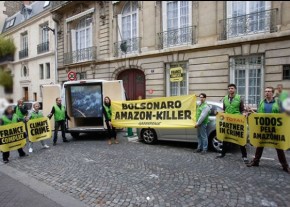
top-left (63, 46), bottom-right (97, 65)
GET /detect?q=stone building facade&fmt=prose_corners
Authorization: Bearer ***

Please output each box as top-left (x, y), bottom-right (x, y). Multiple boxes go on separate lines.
top-left (50, 1), bottom-right (290, 106)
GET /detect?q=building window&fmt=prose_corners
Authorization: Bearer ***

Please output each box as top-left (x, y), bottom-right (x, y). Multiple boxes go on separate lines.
top-left (46, 63), bottom-right (50, 79)
top-left (161, 1), bottom-right (192, 48)
top-left (77, 72), bottom-right (86, 80)
top-left (227, 1), bottom-right (271, 38)
top-left (71, 16), bottom-right (93, 62)
top-left (39, 64), bottom-right (44, 79)
top-left (283, 65), bottom-right (290, 80)
top-left (166, 62), bottom-right (188, 96)
top-left (19, 32), bottom-right (28, 59)
top-left (22, 65), bottom-right (29, 77)
top-left (5, 17), bottom-right (15, 29)
top-left (230, 55), bottom-right (263, 106)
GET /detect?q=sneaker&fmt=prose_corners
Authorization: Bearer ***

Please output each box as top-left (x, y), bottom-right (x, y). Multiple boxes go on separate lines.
top-left (53, 142), bottom-right (57, 146)
top-left (216, 154), bottom-right (225, 159)
top-left (201, 151), bottom-right (207, 154)
top-left (242, 157), bottom-right (249, 164)
top-left (43, 145), bottom-right (49, 149)
top-left (63, 139), bottom-right (69, 143)
top-left (194, 149), bottom-right (202, 153)
top-left (246, 161), bottom-right (259, 167)
top-left (3, 159), bottom-right (9, 164)
top-left (28, 148), bottom-right (33, 153)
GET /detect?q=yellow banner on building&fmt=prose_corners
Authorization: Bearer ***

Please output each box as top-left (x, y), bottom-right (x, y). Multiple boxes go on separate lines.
top-left (170, 67), bottom-right (183, 82)
top-left (216, 113), bottom-right (247, 146)
top-left (111, 95), bottom-right (196, 128)
top-left (0, 122), bottom-right (27, 152)
top-left (27, 117), bottom-right (52, 142)
top-left (248, 113), bottom-right (290, 150)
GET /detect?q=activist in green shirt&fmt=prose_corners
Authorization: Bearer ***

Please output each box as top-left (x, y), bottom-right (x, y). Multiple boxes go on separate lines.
top-left (27, 102), bottom-right (49, 153)
top-left (194, 93), bottom-right (210, 154)
top-left (14, 99), bottom-right (28, 121)
top-left (275, 84), bottom-right (289, 112)
top-left (0, 105), bottom-right (27, 164)
top-left (103, 96), bottom-right (118, 145)
top-left (216, 83), bottom-right (249, 164)
top-left (247, 86), bottom-right (290, 174)
top-left (48, 97), bottom-right (70, 146)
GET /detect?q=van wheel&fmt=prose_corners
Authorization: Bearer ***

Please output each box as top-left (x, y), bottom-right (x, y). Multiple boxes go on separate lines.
top-left (71, 132), bottom-right (79, 139)
top-left (209, 132), bottom-right (223, 152)
top-left (141, 128), bottom-right (157, 144)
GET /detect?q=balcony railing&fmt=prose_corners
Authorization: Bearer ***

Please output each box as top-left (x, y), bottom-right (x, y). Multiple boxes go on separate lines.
top-left (0, 54), bottom-right (14, 64)
top-left (37, 41), bottom-right (49, 54)
top-left (63, 46), bottom-right (97, 65)
top-left (19, 48), bottom-right (28, 59)
top-left (158, 26), bottom-right (196, 49)
top-left (219, 9), bottom-right (278, 40)
top-left (114, 37), bottom-right (142, 57)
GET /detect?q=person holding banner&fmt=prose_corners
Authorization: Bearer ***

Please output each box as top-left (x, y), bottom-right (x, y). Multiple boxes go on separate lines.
top-left (103, 96), bottom-right (118, 145)
top-left (0, 105), bottom-right (27, 163)
top-left (216, 83), bottom-right (249, 164)
top-left (48, 97), bottom-right (70, 146)
top-left (247, 86), bottom-right (290, 173)
top-left (27, 102), bottom-right (50, 153)
top-left (194, 93), bottom-right (210, 154)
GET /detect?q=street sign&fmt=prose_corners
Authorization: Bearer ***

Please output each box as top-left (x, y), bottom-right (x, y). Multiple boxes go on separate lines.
top-left (68, 71), bottom-right (76, 81)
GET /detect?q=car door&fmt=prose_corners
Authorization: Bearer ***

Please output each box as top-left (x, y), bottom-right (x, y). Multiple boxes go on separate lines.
top-left (157, 127), bottom-right (187, 142)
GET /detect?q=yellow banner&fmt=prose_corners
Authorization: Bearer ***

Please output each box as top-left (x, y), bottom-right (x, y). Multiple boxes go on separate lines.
top-left (170, 67), bottom-right (183, 82)
top-left (248, 113), bottom-right (290, 150)
top-left (216, 113), bottom-right (247, 146)
top-left (111, 95), bottom-right (196, 128)
top-left (0, 122), bottom-right (27, 152)
top-left (27, 117), bottom-right (52, 142)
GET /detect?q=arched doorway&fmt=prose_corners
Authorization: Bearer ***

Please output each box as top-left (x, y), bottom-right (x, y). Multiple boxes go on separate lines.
top-left (117, 69), bottom-right (145, 100)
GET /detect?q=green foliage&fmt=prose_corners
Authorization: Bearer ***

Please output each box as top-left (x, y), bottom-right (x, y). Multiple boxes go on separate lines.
top-left (0, 69), bottom-right (13, 89)
top-left (0, 36), bottom-right (16, 57)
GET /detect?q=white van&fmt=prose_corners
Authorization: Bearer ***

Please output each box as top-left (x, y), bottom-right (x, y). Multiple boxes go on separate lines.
top-left (42, 79), bottom-right (126, 138)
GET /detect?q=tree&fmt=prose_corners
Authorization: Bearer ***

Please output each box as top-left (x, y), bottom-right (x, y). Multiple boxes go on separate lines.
top-left (0, 69), bottom-right (13, 91)
top-left (0, 35), bottom-right (16, 57)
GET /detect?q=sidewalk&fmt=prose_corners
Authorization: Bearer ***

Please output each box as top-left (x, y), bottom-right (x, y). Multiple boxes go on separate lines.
top-left (0, 163), bottom-right (88, 207)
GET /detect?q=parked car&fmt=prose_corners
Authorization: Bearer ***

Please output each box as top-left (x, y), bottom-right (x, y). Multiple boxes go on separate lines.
top-left (23, 101), bottom-right (43, 114)
top-left (137, 101), bottom-right (224, 152)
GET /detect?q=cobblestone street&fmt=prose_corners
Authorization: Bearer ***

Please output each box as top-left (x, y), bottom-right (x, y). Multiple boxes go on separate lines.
top-left (1, 131), bottom-right (290, 207)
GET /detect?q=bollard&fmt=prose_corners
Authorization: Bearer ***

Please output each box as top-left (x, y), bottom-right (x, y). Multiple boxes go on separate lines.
top-left (127, 127), bottom-right (133, 137)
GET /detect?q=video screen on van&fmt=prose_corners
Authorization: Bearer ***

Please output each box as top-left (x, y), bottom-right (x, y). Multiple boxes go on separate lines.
top-left (69, 84), bottom-right (102, 118)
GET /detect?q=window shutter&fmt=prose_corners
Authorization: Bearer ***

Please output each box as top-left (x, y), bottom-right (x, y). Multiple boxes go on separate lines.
top-left (89, 23), bottom-right (93, 47)
top-left (71, 29), bottom-right (76, 51)
top-left (162, 1), bottom-right (167, 32)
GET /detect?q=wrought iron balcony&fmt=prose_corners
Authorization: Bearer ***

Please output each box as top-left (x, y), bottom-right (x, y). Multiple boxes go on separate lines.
top-left (19, 48), bottom-right (28, 59)
top-left (63, 46), bottom-right (97, 65)
top-left (114, 37), bottom-right (142, 57)
top-left (219, 9), bottom-right (278, 40)
top-left (0, 54), bottom-right (14, 64)
top-left (158, 26), bottom-right (196, 49)
top-left (37, 41), bottom-right (49, 54)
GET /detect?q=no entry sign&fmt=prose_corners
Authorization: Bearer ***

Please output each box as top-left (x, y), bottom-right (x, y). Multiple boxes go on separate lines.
top-left (68, 71), bottom-right (76, 81)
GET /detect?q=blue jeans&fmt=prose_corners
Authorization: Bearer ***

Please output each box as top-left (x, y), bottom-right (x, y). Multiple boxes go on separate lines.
top-left (197, 123), bottom-right (208, 151)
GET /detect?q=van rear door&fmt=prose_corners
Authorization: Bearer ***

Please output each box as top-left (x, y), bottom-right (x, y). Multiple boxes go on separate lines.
top-left (41, 84), bottom-right (62, 129)
top-left (102, 80), bottom-right (125, 128)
